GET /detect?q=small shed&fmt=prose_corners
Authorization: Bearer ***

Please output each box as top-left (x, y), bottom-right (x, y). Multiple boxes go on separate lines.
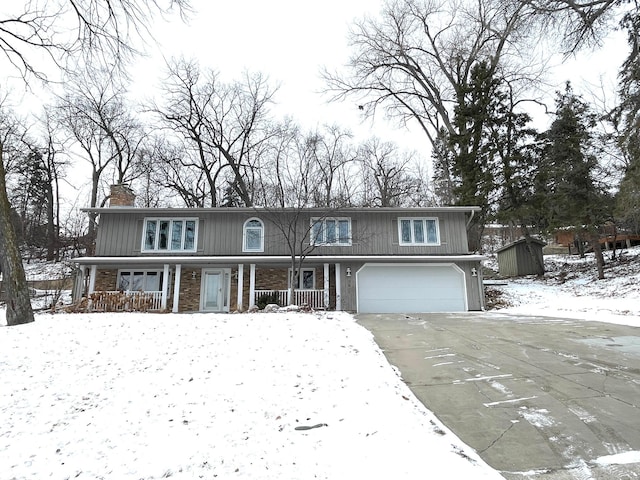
top-left (496, 238), bottom-right (546, 277)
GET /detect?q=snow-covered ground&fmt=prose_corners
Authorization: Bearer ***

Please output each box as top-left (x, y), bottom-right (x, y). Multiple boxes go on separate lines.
top-left (0, 311), bottom-right (502, 479)
top-left (485, 245), bottom-right (640, 327)
top-left (1, 246), bottom-right (638, 479)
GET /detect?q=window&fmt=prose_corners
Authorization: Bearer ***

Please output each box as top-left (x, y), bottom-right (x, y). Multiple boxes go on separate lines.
top-left (118, 270), bottom-right (163, 292)
top-left (288, 268), bottom-right (315, 290)
top-left (310, 218), bottom-right (351, 246)
top-left (398, 218), bottom-right (439, 245)
top-left (143, 218), bottom-right (197, 251)
top-left (243, 218), bottom-right (264, 252)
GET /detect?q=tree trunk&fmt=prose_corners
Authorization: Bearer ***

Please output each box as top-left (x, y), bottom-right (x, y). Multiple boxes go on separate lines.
top-left (589, 232), bottom-right (605, 280)
top-left (46, 174), bottom-right (56, 261)
top-left (0, 147), bottom-right (34, 326)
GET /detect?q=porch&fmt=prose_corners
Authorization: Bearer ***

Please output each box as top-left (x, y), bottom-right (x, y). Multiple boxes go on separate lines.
top-left (88, 290), bottom-right (163, 312)
top-left (253, 289), bottom-right (325, 309)
top-left (75, 260), bottom-right (344, 313)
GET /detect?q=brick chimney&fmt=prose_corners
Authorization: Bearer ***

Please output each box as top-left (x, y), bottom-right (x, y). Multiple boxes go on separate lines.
top-left (109, 184), bottom-right (136, 207)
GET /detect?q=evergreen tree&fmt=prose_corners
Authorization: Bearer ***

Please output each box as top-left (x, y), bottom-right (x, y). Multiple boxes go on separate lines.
top-left (447, 61), bottom-right (501, 250)
top-left (487, 83), bottom-right (544, 273)
top-left (612, 10), bottom-right (640, 233)
top-left (616, 158), bottom-right (640, 233)
top-left (431, 128), bottom-right (458, 206)
top-left (537, 83), bottom-right (612, 278)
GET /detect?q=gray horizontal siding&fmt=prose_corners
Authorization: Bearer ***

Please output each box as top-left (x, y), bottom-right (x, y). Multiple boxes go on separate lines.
top-left (94, 209), bottom-right (472, 257)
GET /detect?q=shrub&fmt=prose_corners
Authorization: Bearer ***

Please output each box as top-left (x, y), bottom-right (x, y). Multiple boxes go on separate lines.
top-left (256, 292), bottom-right (280, 310)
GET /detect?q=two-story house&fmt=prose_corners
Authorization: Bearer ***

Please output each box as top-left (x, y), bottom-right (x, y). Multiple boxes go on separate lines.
top-left (72, 185), bottom-right (485, 313)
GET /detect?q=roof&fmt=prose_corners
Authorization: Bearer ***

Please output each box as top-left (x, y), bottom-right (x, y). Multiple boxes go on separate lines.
top-left (496, 238), bottom-right (547, 254)
top-left (80, 206), bottom-right (482, 215)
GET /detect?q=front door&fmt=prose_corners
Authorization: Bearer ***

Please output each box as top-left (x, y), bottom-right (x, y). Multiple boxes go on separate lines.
top-left (201, 269), bottom-right (228, 312)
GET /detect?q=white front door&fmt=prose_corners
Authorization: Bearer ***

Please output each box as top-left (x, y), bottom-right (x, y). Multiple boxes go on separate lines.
top-left (201, 269), bottom-right (228, 312)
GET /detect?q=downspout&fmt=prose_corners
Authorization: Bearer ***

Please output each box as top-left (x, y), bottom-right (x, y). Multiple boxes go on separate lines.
top-left (465, 209), bottom-right (476, 229)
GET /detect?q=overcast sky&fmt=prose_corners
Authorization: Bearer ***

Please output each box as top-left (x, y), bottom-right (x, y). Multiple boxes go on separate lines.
top-left (130, 0), bottom-right (387, 140)
top-left (0, 0), bottom-right (627, 154)
top-left (130, 0), bottom-right (627, 150)
top-left (0, 0), bottom-right (629, 193)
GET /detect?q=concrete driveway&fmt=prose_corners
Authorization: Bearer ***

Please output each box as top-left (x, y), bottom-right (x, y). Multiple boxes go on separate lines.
top-left (356, 312), bottom-right (640, 480)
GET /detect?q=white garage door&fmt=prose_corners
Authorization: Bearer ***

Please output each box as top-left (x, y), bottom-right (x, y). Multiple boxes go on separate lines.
top-left (356, 264), bottom-right (467, 313)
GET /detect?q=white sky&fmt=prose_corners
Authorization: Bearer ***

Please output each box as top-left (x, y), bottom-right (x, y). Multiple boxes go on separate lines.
top-left (0, 0), bottom-right (630, 209)
top-left (131, 0), bottom-right (627, 151)
top-left (130, 0), bottom-right (393, 142)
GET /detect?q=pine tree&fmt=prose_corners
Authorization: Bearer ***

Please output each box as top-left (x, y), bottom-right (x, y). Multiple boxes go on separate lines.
top-left (537, 83), bottom-right (612, 278)
top-left (613, 10), bottom-right (640, 234)
top-left (447, 61), bottom-right (501, 250)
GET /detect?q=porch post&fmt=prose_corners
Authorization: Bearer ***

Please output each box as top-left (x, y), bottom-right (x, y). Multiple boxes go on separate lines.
top-left (161, 264), bottom-right (170, 310)
top-left (71, 265), bottom-right (86, 301)
top-left (237, 264), bottom-right (244, 311)
top-left (323, 263), bottom-right (330, 309)
top-left (335, 263), bottom-right (342, 311)
top-left (172, 264), bottom-right (182, 313)
top-left (249, 264), bottom-right (256, 308)
top-left (88, 265), bottom-right (97, 293)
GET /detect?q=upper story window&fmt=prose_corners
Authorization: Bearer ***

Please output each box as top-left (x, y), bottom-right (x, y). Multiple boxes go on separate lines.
top-left (311, 218), bottom-right (352, 246)
top-left (243, 218), bottom-right (264, 252)
top-left (398, 217), bottom-right (440, 246)
top-left (143, 218), bottom-right (197, 252)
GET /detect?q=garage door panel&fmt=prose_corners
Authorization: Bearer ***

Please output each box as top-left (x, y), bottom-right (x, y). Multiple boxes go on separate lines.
top-left (357, 264), bottom-right (466, 313)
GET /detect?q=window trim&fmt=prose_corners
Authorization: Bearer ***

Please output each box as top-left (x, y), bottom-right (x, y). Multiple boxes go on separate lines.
top-left (310, 217), bottom-right (352, 246)
top-left (142, 217), bottom-right (198, 252)
top-left (398, 217), bottom-right (440, 246)
top-left (242, 217), bottom-right (264, 252)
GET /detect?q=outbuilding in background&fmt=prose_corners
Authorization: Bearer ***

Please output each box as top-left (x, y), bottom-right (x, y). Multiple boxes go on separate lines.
top-left (496, 238), bottom-right (546, 277)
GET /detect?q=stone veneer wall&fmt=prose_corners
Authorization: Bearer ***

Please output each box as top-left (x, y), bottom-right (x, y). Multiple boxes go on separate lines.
top-left (94, 265), bottom-right (337, 312)
top-left (178, 268), bottom-right (201, 312)
top-left (109, 184), bottom-right (136, 207)
top-left (95, 269), bottom-right (118, 291)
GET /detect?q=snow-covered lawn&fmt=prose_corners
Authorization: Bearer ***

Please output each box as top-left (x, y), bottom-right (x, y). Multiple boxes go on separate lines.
top-left (2, 246), bottom-right (639, 478)
top-left (0, 311), bottom-right (502, 479)
top-left (486, 246), bottom-right (640, 327)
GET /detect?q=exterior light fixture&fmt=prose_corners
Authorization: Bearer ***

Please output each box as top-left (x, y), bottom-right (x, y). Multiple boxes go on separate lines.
top-left (192, 271), bottom-right (197, 279)
top-left (471, 267), bottom-right (478, 277)
top-left (346, 267), bottom-right (352, 277)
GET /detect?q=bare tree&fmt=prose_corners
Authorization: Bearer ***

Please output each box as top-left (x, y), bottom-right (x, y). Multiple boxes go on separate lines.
top-left (0, 99), bottom-right (34, 325)
top-left (56, 67), bottom-right (146, 252)
top-left (325, 0), bottom-right (537, 145)
top-left (152, 58), bottom-right (277, 207)
top-left (357, 137), bottom-right (424, 207)
top-left (254, 121), bottom-right (353, 305)
top-left (0, 0), bottom-right (190, 325)
top-left (305, 124), bottom-right (357, 207)
top-left (323, 0), bottom-right (543, 246)
top-left (37, 109), bottom-right (68, 261)
top-left (519, 0), bottom-right (632, 53)
top-left (0, 0), bottom-right (191, 82)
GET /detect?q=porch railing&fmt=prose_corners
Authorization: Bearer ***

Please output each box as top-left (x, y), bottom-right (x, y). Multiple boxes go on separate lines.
top-left (89, 291), bottom-right (163, 312)
top-left (254, 289), bottom-right (326, 309)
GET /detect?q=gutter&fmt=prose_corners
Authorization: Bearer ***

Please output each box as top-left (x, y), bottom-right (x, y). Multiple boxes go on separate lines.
top-left (73, 254), bottom-right (487, 265)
